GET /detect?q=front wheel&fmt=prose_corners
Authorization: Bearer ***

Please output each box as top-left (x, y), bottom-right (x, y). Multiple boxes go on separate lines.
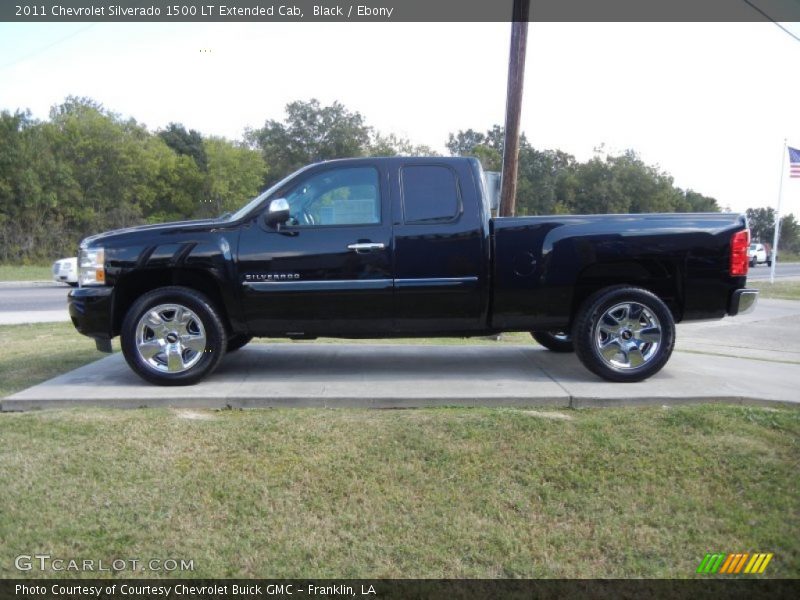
top-left (573, 286), bottom-right (675, 383)
top-left (531, 330), bottom-right (574, 352)
top-left (121, 286), bottom-right (227, 386)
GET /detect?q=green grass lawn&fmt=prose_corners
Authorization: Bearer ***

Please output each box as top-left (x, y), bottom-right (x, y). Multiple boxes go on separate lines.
top-left (0, 264), bottom-right (53, 281)
top-left (753, 280), bottom-right (800, 301)
top-left (0, 322), bottom-right (118, 398)
top-left (777, 251), bottom-right (800, 262)
top-left (0, 405), bottom-right (797, 579)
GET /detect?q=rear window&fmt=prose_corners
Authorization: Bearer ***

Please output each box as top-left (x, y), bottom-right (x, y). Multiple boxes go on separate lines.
top-left (401, 165), bottom-right (460, 224)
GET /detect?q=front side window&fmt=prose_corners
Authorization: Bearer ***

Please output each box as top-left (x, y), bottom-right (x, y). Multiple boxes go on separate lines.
top-left (284, 167), bottom-right (380, 227)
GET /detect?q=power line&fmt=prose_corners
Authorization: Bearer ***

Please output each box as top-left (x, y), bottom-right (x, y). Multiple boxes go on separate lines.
top-left (742, 0), bottom-right (800, 44)
top-left (0, 24), bottom-right (97, 71)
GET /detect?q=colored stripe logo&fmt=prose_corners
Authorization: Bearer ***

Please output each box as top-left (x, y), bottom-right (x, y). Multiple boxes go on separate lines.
top-left (697, 553), bottom-right (773, 574)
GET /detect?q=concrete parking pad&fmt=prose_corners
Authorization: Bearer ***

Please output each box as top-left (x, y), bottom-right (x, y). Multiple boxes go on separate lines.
top-left (2, 344), bottom-right (571, 411)
top-left (3, 342), bottom-right (799, 412)
top-left (4, 298), bottom-right (800, 412)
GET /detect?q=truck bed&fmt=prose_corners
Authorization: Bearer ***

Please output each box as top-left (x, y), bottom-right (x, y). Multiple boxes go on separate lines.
top-left (490, 212), bottom-right (748, 330)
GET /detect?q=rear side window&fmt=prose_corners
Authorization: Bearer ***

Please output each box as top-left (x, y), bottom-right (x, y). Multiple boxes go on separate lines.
top-left (401, 165), bottom-right (461, 224)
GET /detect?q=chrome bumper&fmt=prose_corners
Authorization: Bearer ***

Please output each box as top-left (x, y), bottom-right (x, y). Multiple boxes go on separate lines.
top-left (729, 289), bottom-right (758, 316)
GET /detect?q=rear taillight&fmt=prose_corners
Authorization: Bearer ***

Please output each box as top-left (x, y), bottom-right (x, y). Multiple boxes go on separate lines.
top-left (730, 229), bottom-right (750, 277)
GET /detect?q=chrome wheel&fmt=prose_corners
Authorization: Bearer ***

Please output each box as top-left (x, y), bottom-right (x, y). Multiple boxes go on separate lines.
top-left (593, 301), bottom-right (662, 371)
top-left (134, 303), bottom-right (207, 373)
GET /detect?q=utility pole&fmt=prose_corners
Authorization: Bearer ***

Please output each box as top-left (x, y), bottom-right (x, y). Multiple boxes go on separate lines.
top-left (499, 0), bottom-right (530, 217)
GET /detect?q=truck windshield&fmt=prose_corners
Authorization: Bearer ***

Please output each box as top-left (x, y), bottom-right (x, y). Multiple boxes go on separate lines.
top-left (224, 165), bottom-right (312, 222)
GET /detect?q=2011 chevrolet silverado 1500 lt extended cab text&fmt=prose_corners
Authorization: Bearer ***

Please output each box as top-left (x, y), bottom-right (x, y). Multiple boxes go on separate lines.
top-left (68, 157), bottom-right (758, 386)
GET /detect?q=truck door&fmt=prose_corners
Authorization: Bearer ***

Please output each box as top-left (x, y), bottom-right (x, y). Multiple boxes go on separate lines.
top-left (237, 163), bottom-right (393, 335)
top-left (391, 161), bottom-right (488, 332)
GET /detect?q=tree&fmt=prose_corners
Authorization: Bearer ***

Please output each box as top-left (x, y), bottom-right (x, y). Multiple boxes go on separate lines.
top-left (0, 110), bottom-right (53, 261)
top-left (682, 190), bottom-right (720, 213)
top-left (448, 126), bottom-right (720, 217)
top-left (159, 123), bottom-right (208, 172)
top-left (746, 207), bottom-right (776, 244)
top-left (246, 99), bottom-right (372, 185)
top-left (746, 207), bottom-right (799, 253)
top-left (516, 146), bottom-right (575, 215)
top-left (446, 129), bottom-right (486, 156)
top-left (368, 132), bottom-right (437, 157)
top-left (202, 137), bottom-right (266, 218)
top-left (779, 213), bottom-right (799, 253)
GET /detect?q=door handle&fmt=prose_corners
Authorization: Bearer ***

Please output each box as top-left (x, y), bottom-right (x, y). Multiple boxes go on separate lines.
top-left (347, 242), bottom-right (385, 253)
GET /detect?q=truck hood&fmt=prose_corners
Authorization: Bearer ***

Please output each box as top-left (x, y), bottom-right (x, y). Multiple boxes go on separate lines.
top-left (81, 218), bottom-right (224, 247)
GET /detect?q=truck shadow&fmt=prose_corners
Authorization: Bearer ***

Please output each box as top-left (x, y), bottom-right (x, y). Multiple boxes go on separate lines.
top-left (213, 343), bottom-right (601, 384)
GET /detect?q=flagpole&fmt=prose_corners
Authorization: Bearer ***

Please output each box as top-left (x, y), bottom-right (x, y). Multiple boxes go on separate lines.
top-left (769, 139), bottom-right (787, 284)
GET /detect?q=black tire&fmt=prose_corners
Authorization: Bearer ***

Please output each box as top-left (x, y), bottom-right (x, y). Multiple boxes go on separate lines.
top-left (227, 334), bottom-right (253, 353)
top-left (67, 281), bottom-right (78, 287)
top-left (573, 286), bottom-right (675, 383)
top-left (531, 330), bottom-right (574, 352)
top-left (121, 286), bottom-right (227, 386)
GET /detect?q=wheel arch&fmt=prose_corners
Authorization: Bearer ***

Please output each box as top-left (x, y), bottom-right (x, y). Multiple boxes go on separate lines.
top-left (112, 268), bottom-right (239, 337)
top-left (569, 260), bottom-right (684, 326)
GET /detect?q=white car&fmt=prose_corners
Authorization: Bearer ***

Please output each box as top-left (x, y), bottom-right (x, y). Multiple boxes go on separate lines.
top-left (52, 257), bottom-right (78, 286)
top-left (748, 243), bottom-right (772, 267)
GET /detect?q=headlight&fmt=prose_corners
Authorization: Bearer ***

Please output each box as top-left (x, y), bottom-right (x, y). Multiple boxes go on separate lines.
top-left (79, 247), bottom-right (105, 286)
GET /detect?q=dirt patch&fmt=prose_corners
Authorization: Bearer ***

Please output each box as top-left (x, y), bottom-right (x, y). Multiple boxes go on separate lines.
top-left (174, 410), bottom-right (217, 421)
top-left (520, 410), bottom-right (574, 421)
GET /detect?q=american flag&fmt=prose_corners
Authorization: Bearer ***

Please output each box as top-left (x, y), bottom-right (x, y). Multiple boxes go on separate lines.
top-left (790, 146), bottom-right (800, 178)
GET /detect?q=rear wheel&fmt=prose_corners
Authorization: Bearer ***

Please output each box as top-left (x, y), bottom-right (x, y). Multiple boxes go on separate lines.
top-left (531, 330), bottom-right (574, 352)
top-left (121, 286), bottom-right (227, 386)
top-left (573, 286), bottom-right (675, 382)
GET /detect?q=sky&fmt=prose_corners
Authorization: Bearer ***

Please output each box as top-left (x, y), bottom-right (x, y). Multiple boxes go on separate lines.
top-left (1, 20), bottom-right (799, 214)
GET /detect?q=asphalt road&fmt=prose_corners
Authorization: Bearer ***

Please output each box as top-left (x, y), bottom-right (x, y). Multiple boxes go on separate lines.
top-left (0, 283), bottom-right (71, 312)
top-left (745, 262), bottom-right (800, 280)
top-left (0, 262), bottom-right (798, 324)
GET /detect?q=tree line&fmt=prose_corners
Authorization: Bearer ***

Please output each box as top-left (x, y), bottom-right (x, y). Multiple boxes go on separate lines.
top-left (0, 96), bottom-right (795, 263)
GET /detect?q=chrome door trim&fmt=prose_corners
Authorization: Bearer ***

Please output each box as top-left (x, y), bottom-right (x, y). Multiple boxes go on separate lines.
top-left (394, 276), bottom-right (479, 289)
top-left (243, 279), bottom-right (393, 292)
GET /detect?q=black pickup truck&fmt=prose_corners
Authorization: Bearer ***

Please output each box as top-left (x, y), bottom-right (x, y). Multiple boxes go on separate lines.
top-left (68, 156), bottom-right (757, 385)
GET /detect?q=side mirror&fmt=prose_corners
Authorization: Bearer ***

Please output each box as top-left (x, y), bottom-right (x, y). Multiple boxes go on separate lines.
top-left (265, 198), bottom-right (290, 227)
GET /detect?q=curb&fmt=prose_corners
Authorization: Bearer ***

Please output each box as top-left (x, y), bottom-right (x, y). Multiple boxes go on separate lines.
top-left (4, 395), bottom-right (799, 413)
